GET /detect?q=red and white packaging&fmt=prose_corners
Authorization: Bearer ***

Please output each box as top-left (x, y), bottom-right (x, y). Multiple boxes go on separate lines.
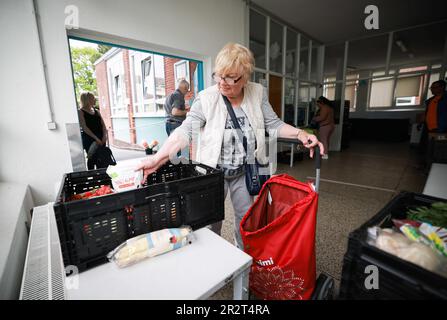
top-left (106, 158), bottom-right (145, 192)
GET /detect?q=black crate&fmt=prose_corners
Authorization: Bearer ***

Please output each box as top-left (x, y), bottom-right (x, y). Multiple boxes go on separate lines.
top-left (339, 191), bottom-right (447, 300)
top-left (54, 161), bottom-right (224, 272)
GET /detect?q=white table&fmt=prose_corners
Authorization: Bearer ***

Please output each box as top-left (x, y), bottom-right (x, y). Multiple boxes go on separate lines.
top-left (66, 228), bottom-right (252, 300)
top-left (423, 163), bottom-right (447, 199)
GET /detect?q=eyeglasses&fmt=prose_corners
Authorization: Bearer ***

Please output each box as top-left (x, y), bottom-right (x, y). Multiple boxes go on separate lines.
top-left (212, 73), bottom-right (243, 85)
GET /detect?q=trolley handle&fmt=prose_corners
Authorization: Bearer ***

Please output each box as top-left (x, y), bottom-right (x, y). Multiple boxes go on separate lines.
top-left (314, 145), bottom-right (321, 170)
top-left (312, 143), bottom-right (321, 193)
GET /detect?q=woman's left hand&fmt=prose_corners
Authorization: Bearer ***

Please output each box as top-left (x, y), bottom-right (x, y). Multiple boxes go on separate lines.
top-left (298, 131), bottom-right (325, 158)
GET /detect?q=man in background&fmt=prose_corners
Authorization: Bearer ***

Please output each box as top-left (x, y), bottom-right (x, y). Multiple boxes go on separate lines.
top-left (164, 79), bottom-right (190, 136)
top-left (424, 80), bottom-right (447, 133)
top-left (417, 79), bottom-right (447, 170)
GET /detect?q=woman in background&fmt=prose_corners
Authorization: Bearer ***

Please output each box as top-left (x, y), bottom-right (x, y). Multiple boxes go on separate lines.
top-left (78, 92), bottom-right (108, 169)
top-left (313, 96), bottom-right (335, 160)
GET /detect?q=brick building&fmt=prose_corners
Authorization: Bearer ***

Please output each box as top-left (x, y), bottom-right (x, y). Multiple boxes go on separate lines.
top-left (95, 48), bottom-right (200, 149)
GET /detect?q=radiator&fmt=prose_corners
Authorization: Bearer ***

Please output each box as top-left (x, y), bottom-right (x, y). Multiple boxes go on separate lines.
top-left (20, 203), bottom-right (66, 300)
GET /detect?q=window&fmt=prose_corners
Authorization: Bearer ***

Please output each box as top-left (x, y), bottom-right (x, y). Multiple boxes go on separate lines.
top-left (299, 36), bottom-right (309, 80)
top-left (130, 52), bottom-right (168, 115)
top-left (348, 35), bottom-right (389, 73)
top-left (269, 20), bottom-right (283, 73)
top-left (345, 84), bottom-right (358, 110)
top-left (369, 77), bottom-right (394, 108)
top-left (284, 79), bottom-right (296, 125)
top-left (286, 30), bottom-right (297, 77)
top-left (114, 75), bottom-right (122, 102)
top-left (323, 83), bottom-right (335, 101)
top-left (250, 9), bottom-right (267, 69)
top-left (174, 60), bottom-right (189, 86)
top-left (310, 44), bottom-right (320, 82)
top-left (142, 56), bottom-right (152, 100)
top-left (372, 70), bottom-right (395, 77)
top-left (391, 22), bottom-right (447, 67)
top-left (366, 64), bottom-right (431, 109)
top-left (154, 54), bottom-right (166, 111)
top-left (394, 74), bottom-right (425, 106)
top-left (323, 43), bottom-right (345, 80)
top-left (399, 66), bottom-right (427, 74)
top-left (110, 73), bottom-right (126, 115)
top-left (248, 5), bottom-right (322, 127)
top-left (252, 71), bottom-right (267, 88)
top-left (298, 82), bottom-right (317, 126)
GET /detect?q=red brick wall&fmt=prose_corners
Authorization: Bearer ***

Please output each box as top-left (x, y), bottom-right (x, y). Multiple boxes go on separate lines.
top-left (95, 60), bottom-right (114, 144)
top-left (122, 50), bottom-right (136, 144)
top-left (164, 58), bottom-right (197, 105)
top-left (96, 52), bottom-right (199, 149)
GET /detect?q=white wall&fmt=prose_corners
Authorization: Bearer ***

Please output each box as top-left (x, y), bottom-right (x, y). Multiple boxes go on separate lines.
top-left (0, 0), bottom-right (245, 205)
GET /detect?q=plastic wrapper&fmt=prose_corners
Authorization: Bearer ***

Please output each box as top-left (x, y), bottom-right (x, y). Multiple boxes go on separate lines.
top-left (87, 141), bottom-right (99, 159)
top-left (393, 219), bottom-right (447, 258)
top-left (419, 223), bottom-right (447, 257)
top-left (399, 224), bottom-right (432, 246)
top-left (392, 219), bottom-right (421, 229)
top-left (107, 226), bottom-right (195, 268)
top-left (373, 228), bottom-right (412, 256)
top-left (68, 185), bottom-right (114, 201)
top-left (106, 158), bottom-right (144, 192)
top-left (371, 227), bottom-right (447, 277)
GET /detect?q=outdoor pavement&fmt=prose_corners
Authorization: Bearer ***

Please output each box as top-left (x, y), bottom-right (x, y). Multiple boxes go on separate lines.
top-left (110, 146), bottom-right (146, 162)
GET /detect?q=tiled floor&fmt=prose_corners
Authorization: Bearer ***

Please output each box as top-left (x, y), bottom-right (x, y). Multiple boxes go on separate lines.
top-left (208, 139), bottom-right (428, 300)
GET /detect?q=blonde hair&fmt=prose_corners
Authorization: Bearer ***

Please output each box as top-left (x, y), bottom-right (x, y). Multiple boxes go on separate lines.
top-left (80, 92), bottom-right (95, 109)
top-left (214, 43), bottom-right (254, 81)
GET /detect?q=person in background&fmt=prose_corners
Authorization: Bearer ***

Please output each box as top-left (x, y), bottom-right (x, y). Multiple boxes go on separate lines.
top-left (416, 80), bottom-right (447, 168)
top-left (312, 96), bottom-right (335, 160)
top-left (164, 79), bottom-right (190, 136)
top-left (424, 80), bottom-right (447, 134)
top-left (78, 92), bottom-right (108, 170)
top-left (136, 43), bottom-right (324, 249)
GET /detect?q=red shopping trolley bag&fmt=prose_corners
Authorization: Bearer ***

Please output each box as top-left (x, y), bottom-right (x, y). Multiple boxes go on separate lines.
top-left (240, 174), bottom-right (318, 300)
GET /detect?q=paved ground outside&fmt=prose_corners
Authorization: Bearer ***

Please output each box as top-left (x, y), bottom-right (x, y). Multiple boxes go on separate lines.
top-left (110, 146), bottom-right (147, 162)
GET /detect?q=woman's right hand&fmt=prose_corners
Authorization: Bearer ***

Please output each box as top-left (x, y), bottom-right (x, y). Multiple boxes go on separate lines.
top-left (96, 138), bottom-right (103, 146)
top-left (135, 155), bottom-right (166, 184)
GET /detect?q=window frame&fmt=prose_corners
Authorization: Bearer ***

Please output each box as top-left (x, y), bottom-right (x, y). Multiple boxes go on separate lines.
top-left (174, 60), bottom-right (190, 87)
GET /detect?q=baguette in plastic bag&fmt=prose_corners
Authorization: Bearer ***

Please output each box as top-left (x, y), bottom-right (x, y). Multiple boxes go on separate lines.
top-left (107, 226), bottom-right (194, 268)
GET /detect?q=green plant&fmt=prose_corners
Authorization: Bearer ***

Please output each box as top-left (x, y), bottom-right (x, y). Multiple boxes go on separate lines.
top-left (70, 46), bottom-right (103, 100)
top-left (407, 202), bottom-right (447, 228)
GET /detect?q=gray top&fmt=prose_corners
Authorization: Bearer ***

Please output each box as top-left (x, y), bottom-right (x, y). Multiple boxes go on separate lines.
top-left (164, 89), bottom-right (186, 123)
top-left (220, 107), bottom-right (255, 170)
top-left (176, 88), bottom-right (285, 167)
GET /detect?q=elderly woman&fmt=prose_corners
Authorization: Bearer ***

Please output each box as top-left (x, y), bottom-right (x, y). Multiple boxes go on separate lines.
top-left (137, 43), bottom-right (323, 249)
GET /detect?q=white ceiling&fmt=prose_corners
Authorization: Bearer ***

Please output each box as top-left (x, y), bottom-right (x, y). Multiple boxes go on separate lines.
top-left (251, 0), bottom-right (447, 44)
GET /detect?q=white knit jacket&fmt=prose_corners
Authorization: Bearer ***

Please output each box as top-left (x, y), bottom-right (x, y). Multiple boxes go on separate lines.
top-left (195, 82), bottom-right (268, 169)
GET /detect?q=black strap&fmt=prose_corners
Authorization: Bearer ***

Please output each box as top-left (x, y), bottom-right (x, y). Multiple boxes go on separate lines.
top-left (222, 95), bottom-right (248, 154)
